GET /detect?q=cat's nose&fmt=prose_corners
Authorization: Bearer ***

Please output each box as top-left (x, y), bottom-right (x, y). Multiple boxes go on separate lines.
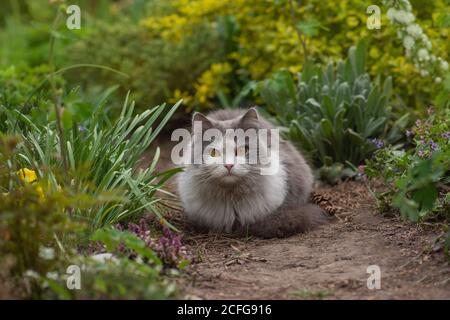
top-left (224, 164), bottom-right (234, 172)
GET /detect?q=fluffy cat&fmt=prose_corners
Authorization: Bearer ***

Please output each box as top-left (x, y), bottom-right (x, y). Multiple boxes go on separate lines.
top-left (177, 108), bottom-right (327, 238)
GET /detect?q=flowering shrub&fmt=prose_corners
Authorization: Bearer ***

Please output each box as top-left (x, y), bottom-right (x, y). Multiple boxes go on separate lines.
top-left (0, 132), bottom-right (183, 299)
top-left (115, 218), bottom-right (190, 269)
top-left (384, 0), bottom-right (449, 87)
top-left (0, 135), bottom-right (86, 298)
top-left (365, 107), bottom-right (449, 222)
top-left (137, 0), bottom-right (449, 111)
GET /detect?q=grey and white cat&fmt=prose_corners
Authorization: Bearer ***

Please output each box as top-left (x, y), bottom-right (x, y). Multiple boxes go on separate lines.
top-left (177, 108), bottom-right (327, 238)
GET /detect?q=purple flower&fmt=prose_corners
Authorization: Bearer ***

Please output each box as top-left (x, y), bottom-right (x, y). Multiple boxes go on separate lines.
top-left (78, 125), bottom-right (87, 132)
top-left (405, 130), bottom-right (413, 138)
top-left (417, 150), bottom-right (426, 158)
top-left (441, 132), bottom-right (450, 139)
top-left (429, 140), bottom-right (438, 150)
top-left (369, 138), bottom-right (384, 149)
top-left (113, 216), bottom-right (190, 268)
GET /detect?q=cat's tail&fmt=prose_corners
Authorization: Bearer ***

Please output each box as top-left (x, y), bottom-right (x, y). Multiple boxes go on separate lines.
top-left (237, 203), bottom-right (330, 239)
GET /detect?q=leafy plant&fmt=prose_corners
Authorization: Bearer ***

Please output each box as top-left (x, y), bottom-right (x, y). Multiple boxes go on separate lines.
top-left (0, 134), bottom-right (183, 299)
top-left (259, 40), bottom-right (408, 183)
top-left (365, 107), bottom-right (449, 222)
top-left (1, 95), bottom-right (182, 228)
top-left (0, 135), bottom-right (89, 298)
top-left (67, 16), bottom-right (226, 112)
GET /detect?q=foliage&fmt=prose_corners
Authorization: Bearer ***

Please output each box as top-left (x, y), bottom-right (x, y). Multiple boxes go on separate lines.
top-left (2, 1), bottom-right (447, 112)
top-left (67, 13), bottom-right (226, 111)
top-left (0, 65), bottom-right (62, 129)
top-left (139, 0), bottom-right (449, 111)
top-left (0, 135), bottom-right (85, 298)
top-left (0, 135), bottom-right (183, 299)
top-left (259, 41), bottom-right (408, 183)
top-left (114, 218), bottom-right (190, 269)
top-left (1, 95), bottom-right (182, 228)
top-left (383, 0), bottom-right (450, 109)
top-left (365, 107), bottom-right (449, 222)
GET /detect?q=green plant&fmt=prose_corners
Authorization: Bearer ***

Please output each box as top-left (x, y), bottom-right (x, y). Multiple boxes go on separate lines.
top-left (54, 227), bottom-right (177, 299)
top-left (259, 40), bottom-right (408, 183)
top-left (365, 108), bottom-right (449, 222)
top-left (137, 0), bottom-right (449, 112)
top-left (65, 227), bottom-right (177, 299)
top-left (0, 135), bottom-right (91, 298)
top-left (67, 15), bottom-right (226, 111)
top-left (1, 95), bottom-right (182, 229)
top-left (0, 135), bottom-right (182, 299)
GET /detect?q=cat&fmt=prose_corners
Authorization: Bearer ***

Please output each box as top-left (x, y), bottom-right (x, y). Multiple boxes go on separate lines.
top-left (177, 107), bottom-right (328, 238)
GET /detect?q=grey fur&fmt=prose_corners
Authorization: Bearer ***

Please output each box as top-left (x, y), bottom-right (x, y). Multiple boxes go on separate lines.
top-left (177, 108), bottom-right (327, 238)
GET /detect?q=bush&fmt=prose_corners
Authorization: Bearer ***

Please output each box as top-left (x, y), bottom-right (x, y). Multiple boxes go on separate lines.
top-left (365, 107), bottom-right (449, 222)
top-left (0, 135), bottom-right (87, 298)
top-left (259, 41), bottom-right (408, 183)
top-left (67, 16), bottom-right (226, 111)
top-left (1, 93), bottom-right (182, 228)
top-left (0, 110), bottom-right (185, 298)
top-left (138, 0), bottom-right (449, 111)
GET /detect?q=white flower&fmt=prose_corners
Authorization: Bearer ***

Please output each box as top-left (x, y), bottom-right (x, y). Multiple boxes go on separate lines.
top-left (420, 70), bottom-right (429, 77)
top-left (417, 48), bottom-right (429, 61)
top-left (39, 246), bottom-right (55, 260)
top-left (24, 270), bottom-right (40, 279)
top-left (435, 77), bottom-right (442, 84)
top-left (46, 272), bottom-right (59, 280)
top-left (90, 253), bottom-right (118, 264)
top-left (441, 60), bottom-right (449, 71)
top-left (406, 24), bottom-right (422, 38)
top-left (403, 36), bottom-right (415, 50)
top-left (387, 8), bottom-right (397, 21)
top-left (394, 10), bottom-right (415, 24)
top-left (404, 12), bottom-right (415, 24)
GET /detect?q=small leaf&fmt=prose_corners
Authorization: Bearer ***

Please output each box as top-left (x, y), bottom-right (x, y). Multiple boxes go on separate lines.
top-left (296, 20), bottom-right (322, 37)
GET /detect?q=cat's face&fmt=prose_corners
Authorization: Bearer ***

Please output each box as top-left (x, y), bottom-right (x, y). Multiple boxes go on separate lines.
top-left (189, 109), bottom-right (274, 185)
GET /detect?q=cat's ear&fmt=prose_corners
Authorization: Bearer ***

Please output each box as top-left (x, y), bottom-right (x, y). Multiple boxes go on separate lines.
top-left (192, 112), bottom-right (213, 131)
top-left (239, 107), bottom-right (259, 128)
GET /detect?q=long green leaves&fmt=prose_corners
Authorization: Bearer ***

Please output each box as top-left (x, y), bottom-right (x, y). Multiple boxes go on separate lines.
top-left (4, 95), bottom-right (182, 228)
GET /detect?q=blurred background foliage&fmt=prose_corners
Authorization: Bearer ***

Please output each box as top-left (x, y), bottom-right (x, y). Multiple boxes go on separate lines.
top-left (1, 0), bottom-right (448, 113)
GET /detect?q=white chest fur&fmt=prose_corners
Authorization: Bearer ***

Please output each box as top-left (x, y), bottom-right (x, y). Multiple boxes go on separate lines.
top-left (178, 166), bottom-right (287, 232)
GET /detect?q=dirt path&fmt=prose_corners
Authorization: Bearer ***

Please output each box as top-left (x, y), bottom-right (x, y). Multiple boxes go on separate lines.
top-left (174, 181), bottom-right (450, 300)
top-left (145, 141), bottom-right (450, 300)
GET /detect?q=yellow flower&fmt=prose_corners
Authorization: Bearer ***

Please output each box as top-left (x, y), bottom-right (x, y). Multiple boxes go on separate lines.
top-left (17, 168), bottom-right (45, 200)
top-left (18, 168), bottom-right (38, 184)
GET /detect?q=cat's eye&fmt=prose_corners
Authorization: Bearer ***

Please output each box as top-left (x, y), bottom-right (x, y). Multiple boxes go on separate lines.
top-left (209, 148), bottom-right (220, 157)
